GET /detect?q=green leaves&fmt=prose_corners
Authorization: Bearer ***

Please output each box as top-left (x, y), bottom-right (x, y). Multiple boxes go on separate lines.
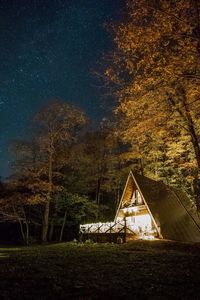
top-left (55, 192), bottom-right (98, 224)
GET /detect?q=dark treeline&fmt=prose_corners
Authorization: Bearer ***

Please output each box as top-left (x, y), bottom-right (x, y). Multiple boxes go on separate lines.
top-left (0, 101), bottom-right (134, 245)
top-left (1, 98), bottom-right (200, 245)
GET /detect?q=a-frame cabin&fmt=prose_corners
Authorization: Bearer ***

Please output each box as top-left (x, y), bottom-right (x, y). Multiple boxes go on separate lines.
top-left (115, 171), bottom-right (200, 242)
top-left (80, 171), bottom-right (200, 243)
top-left (114, 172), bottom-right (161, 240)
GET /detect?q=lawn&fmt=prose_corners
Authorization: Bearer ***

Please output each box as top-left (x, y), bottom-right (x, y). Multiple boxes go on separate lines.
top-left (0, 240), bottom-right (200, 299)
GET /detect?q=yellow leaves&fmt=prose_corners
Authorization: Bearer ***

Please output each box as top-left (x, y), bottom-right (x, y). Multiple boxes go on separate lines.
top-left (27, 194), bottom-right (46, 205)
top-left (104, 69), bottom-right (110, 76)
top-left (103, 0), bottom-right (200, 184)
top-left (34, 100), bottom-right (86, 142)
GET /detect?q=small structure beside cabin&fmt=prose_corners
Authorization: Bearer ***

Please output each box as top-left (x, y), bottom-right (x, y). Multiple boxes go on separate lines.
top-left (80, 171), bottom-right (200, 243)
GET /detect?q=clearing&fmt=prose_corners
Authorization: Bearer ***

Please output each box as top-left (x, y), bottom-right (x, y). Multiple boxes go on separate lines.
top-left (0, 240), bottom-right (200, 299)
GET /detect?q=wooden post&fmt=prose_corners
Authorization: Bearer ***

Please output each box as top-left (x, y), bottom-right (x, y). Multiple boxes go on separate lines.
top-left (97, 224), bottom-right (99, 243)
top-left (109, 223), bottom-right (112, 243)
top-left (124, 217), bottom-right (127, 243)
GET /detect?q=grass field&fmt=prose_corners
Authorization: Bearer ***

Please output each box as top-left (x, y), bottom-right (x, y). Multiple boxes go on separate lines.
top-left (0, 240), bottom-right (200, 299)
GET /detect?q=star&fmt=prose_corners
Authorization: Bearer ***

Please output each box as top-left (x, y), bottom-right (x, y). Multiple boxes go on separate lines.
top-left (0, 0), bottom-right (124, 178)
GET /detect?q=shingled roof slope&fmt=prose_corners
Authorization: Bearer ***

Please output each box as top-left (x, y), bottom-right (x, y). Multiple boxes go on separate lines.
top-left (132, 172), bottom-right (200, 243)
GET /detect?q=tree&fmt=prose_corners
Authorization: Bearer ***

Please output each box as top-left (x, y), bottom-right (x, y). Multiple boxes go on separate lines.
top-left (103, 0), bottom-right (200, 193)
top-left (76, 120), bottom-right (129, 219)
top-left (9, 101), bottom-right (87, 242)
top-left (0, 178), bottom-right (43, 245)
top-left (58, 119), bottom-right (130, 220)
top-left (33, 100), bottom-right (86, 242)
top-left (54, 192), bottom-right (98, 242)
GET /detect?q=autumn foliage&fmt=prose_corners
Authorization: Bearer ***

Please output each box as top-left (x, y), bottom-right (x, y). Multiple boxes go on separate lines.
top-left (103, 0), bottom-right (200, 193)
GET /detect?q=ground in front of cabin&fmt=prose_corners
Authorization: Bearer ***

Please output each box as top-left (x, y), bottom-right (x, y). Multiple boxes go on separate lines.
top-left (0, 240), bottom-right (200, 299)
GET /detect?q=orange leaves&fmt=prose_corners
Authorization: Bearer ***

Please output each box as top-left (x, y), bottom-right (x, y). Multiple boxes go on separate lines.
top-left (105, 0), bottom-right (200, 137)
top-left (102, 0), bottom-right (200, 185)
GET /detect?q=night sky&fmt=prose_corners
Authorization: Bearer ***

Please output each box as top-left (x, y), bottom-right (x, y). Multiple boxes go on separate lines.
top-left (0, 0), bottom-right (124, 178)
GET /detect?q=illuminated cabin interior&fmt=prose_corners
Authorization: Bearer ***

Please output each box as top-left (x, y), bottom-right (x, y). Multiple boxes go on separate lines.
top-left (115, 174), bottom-right (160, 240)
top-left (80, 171), bottom-right (200, 243)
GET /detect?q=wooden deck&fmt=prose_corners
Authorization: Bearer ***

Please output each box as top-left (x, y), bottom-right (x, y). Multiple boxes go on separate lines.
top-left (79, 220), bottom-right (156, 243)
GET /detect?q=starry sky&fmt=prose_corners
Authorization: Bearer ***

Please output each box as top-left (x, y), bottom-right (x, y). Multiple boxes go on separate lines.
top-left (0, 0), bottom-right (124, 178)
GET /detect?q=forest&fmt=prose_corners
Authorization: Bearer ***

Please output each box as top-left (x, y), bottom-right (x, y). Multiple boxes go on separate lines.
top-left (1, 0), bottom-right (200, 245)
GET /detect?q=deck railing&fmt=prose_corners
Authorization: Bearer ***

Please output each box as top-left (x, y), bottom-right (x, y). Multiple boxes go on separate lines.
top-left (80, 220), bottom-right (128, 234)
top-left (80, 220), bottom-right (156, 241)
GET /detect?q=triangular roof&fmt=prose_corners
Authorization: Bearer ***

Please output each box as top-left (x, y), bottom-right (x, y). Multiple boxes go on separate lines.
top-left (115, 171), bottom-right (200, 243)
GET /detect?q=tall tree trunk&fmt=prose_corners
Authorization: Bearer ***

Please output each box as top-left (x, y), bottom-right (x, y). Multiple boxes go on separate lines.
top-left (24, 221), bottom-right (29, 246)
top-left (181, 92), bottom-right (200, 171)
top-left (95, 178), bottom-right (101, 220)
top-left (188, 123), bottom-right (200, 171)
top-left (48, 220), bottom-right (55, 242)
top-left (169, 91), bottom-right (200, 171)
top-left (171, 89), bottom-right (200, 209)
top-left (95, 178), bottom-right (101, 205)
top-left (193, 0), bottom-right (200, 55)
top-left (115, 182), bottom-right (121, 209)
top-left (18, 218), bottom-right (26, 244)
top-left (13, 206), bottom-right (29, 245)
top-left (48, 194), bottom-right (59, 241)
top-left (154, 156), bottom-right (159, 180)
top-left (193, 177), bottom-right (200, 211)
top-left (139, 158), bottom-right (144, 175)
top-left (59, 210), bottom-right (67, 242)
top-left (41, 143), bottom-right (53, 242)
top-left (22, 207), bottom-right (29, 246)
top-left (41, 200), bottom-right (50, 242)
top-left (12, 206), bottom-right (24, 243)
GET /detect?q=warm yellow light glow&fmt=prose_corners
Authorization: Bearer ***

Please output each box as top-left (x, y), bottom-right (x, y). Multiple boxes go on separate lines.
top-left (132, 206), bottom-right (139, 212)
top-left (122, 206), bottom-right (139, 215)
top-left (135, 214), bottom-right (152, 230)
top-left (80, 212), bottom-right (156, 240)
top-left (142, 235), bottom-right (155, 240)
top-left (125, 213), bottom-right (156, 239)
top-left (80, 221), bottom-right (123, 233)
